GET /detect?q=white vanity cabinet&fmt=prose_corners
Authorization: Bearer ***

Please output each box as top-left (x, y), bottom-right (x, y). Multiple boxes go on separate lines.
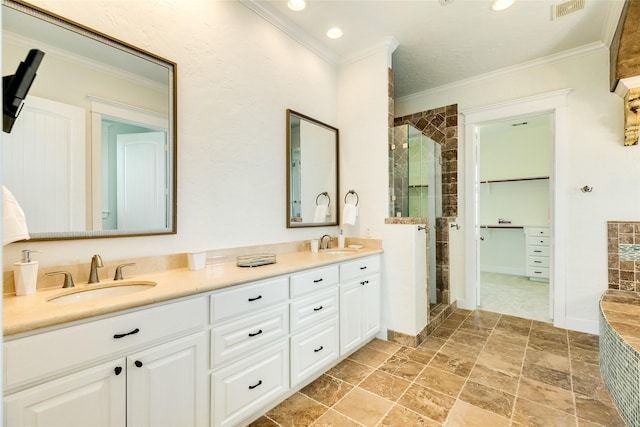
top-left (339, 255), bottom-right (381, 355)
top-left (4, 297), bottom-right (208, 427)
top-left (525, 226), bottom-right (550, 281)
top-left (289, 266), bottom-right (340, 387)
top-left (209, 277), bottom-right (290, 427)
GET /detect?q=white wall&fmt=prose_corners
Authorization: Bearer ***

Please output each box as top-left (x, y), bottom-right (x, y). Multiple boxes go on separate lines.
top-left (3, 0), bottom-right (345, 269)
top-left (396, 45), bottom-right (638, 332)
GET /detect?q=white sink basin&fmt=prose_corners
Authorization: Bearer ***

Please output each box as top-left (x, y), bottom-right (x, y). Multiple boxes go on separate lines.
top-left (321, 249), bottom-right (357, 255)
top-left (47, 281), bottom-right (156, 304)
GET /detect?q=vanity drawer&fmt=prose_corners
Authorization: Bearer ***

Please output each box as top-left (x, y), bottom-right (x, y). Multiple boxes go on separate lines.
top-left (527, 245), bottom-right (550, 257)
top-left (527, 236), bottom-right (550, 247)
top-left (290, 266), bottom-right (338, 298)
top-left (526, 266), bottom-right (550, 279)
top-left (210, 277), bottom-right (289, 323)
top-left (526, 227), bottom-right (550, 237)
top-left (340, 255), bottom-right (380, 282)
top-left (4, 296), bottom-right (206, 391)
top-left (290, 317), bottom-right (339, 387)
top-left (211, 305), bottom-right (289, 369)
top-left (290, 288), bottom-right (338, 333)
top-left (212, 340), bottom-right (289, 427)
top-left (528, 256), bottom-right (549, 268)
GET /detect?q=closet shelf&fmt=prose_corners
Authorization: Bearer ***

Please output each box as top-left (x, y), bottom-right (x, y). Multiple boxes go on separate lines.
top-left (480, 176), bottom-right (549, 184)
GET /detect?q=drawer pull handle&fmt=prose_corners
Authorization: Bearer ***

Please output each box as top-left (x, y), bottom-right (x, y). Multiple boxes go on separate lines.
top-left (134, 360), bottom-right (143, 368)
top-left (534, 250), bottom-right (542, 253)
top-left (248, 329), bottom-right (263, 337)
top-left (113, 328), bottom-right (140, 339)
top-left (248, 295), bottom-right (262, 302)
top-left (534, 271), bottom-right (542, 274)
top-left (249, 380), bottom-right (263, 390)
top-left (114, 366), bottom-right (123, 376)
top-left (360, 280), bottom-right (369, 286)
top-left (313, 306), bottom-right (323, 311)
top-left (313, 278), bottom-right (323, 283)
top-left (534, 261), bottom-right (542, 264)
top-left (314, 346), bottom-right (324, 353)
top-left (539, 240), bottom-right (544, 243)
top-left (359, 266), bottom-right (367, 270)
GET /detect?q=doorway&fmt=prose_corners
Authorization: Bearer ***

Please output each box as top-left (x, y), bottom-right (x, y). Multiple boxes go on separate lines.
top-left (462, 89), bottom-right (571, 327)
top-left (476, 113), bottom-right (553, 322)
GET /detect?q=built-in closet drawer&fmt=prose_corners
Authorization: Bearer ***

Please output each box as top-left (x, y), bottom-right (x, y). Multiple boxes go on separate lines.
top-left (290, 288), bottom-right (338, 333)
top-left (211, 340), bottom-right (289, 427)
top-left (290, 317), bottom-right (339, 387)
top-left (340, 256), bottom-right (380, 283)
top-left (4, 296), bottom-right (206, 391)
top-left (525, 226), bottom-right (550, 281)
top-left (211, 305), bottom-right (289, 369)
top-left (210, 277), bottom-right (288, 322)
top-left (290, 265), bottom-right (338, 298)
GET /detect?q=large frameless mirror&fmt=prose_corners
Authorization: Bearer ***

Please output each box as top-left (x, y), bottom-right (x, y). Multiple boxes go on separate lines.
top-left (286, 109), bottom-right (339, 228)
top-left (2, 0), bottom-right (177, 240)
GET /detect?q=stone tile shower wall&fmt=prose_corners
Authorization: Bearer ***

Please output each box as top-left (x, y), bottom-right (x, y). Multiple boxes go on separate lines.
top-left (392, 103), bottom-right (458, 307)
top-left (607, 221), bottom-right (640, 291)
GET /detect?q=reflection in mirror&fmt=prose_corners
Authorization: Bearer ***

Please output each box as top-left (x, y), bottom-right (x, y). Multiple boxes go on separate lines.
top-left (1, 0), bottom-right (176, 240)
top-left (286, 110), bottom-right (339, 228)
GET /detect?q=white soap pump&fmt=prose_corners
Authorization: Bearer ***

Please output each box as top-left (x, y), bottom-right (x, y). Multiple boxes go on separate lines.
top-left (13, 249), bottom-right (41, 296)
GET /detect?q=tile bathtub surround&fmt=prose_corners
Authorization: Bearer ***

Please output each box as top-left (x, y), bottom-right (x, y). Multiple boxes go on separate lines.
top-left (599, 289), bottom-right (640, 427)
top-left (607, 221), bottom-right (640, 291)
top-left (251, 309), bottom-right (624, 426)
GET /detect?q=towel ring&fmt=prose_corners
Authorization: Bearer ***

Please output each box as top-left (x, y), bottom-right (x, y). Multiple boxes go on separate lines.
top-left (316, 192), bottom-right (330, 206)
top-left (344, 190), bottom-right (359, 206)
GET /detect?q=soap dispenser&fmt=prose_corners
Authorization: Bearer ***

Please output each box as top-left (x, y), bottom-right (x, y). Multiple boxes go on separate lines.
top-left (13, 249), bottom-right (40, 296)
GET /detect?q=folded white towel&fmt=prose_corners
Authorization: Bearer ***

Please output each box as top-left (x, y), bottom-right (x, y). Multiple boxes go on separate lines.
top-left (342, 203), bottom-right (357, 225)
top-left (314, 204), bottom-right (328, 222)
top-left (2, 185), bottom-right (30, 246)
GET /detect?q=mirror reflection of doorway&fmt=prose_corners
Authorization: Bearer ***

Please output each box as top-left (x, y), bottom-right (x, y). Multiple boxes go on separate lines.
top-left (477, 112), bottom-right (553, 323)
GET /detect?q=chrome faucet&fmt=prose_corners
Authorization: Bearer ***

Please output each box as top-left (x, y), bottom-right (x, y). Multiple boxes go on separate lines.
top-left (320, 234), bottom-right (332, 250)
top-left (88, 254), bottom-right (104, 284)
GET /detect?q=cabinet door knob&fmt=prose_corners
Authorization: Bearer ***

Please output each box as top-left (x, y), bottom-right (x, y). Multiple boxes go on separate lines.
top-left (114, 366), bottom-right (123, 375)
top-left (360, 280), bottom-right (369, 286)
top-left (134, 360), bottom-right (143, 368)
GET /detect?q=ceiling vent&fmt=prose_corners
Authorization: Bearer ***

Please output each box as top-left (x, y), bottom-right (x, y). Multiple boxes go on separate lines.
top-left (552, 0), bottom-right (586, 20)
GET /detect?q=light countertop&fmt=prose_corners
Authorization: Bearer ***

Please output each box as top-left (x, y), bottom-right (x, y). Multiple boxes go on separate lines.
top-left (4, 248), bottom-right (382, 337)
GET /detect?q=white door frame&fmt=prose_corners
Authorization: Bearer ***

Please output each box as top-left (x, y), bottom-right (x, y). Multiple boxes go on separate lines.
top-left (461, 89), bottom-right (571, 329)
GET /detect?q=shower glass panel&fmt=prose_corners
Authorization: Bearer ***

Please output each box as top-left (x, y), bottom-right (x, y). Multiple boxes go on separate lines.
top-left (390, 124), bottom-right (443, 306)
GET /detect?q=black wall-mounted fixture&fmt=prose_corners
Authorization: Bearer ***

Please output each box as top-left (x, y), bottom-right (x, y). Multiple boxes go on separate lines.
top-left (3, 49), bottom-right (45, 134)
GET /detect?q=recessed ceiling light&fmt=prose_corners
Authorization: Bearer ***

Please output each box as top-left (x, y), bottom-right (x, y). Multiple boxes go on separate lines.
top-left (287, 0), bottom-right (306, 12)
top-left (327, 27), bottom-right (343, 39)
top-left (490, 0), bottom-right (515, 11)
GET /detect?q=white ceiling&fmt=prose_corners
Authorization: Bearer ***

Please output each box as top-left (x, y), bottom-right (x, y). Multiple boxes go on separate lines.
top-left (248, 0), bottom-right (626, 98)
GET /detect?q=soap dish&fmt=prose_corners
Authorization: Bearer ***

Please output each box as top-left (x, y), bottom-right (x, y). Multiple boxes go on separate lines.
top-left (237, 253), bottom-right (277, 268)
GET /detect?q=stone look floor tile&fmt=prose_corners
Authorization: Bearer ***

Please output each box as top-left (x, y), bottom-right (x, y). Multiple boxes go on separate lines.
top-left (444, 400), bottom-right (511, 427)
top-left (326, 359), bottom-right (373, 385)
top-left (300, 374), bottom-right (353, 407)
top-left (414, 366), bottom-right (466, 397)
top-left (513, 397), bottom-right (578, 427)
top-left (379, 405), bottom-right (440, 427)
top-left (358, 369), bottom-right (411, 401)
top-left (333, 387), bottom-right (393, 426)
top-left (311, 409), bottom-right (362, 426)
top-left (398, 383), bottom-right (456, 423)
top-left (347, 346), bottom-right (392, 368)
top-left (255, 309), bottom-right (625, 427)
top-left (458, 380), bottom-right (515, 418)
top-left (266, 392), bottom-right (328, 427)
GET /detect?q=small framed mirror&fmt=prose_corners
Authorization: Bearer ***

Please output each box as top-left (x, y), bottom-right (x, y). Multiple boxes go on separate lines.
top-left (286, 109), bottom-right (339, 228)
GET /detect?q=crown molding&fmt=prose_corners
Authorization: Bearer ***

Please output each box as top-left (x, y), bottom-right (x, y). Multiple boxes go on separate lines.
top-left (340, 36), bottom-right (400, 67)
top-left (398, 42), bottom-right (607, 103)
top-left (240, 0), bottom-right (339, 66)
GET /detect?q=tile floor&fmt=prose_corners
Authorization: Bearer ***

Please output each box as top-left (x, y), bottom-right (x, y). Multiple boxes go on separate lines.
top-left (250, 309), bottom-right (626, 427)
top-left (480, 272), bottom-right (551, 323)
